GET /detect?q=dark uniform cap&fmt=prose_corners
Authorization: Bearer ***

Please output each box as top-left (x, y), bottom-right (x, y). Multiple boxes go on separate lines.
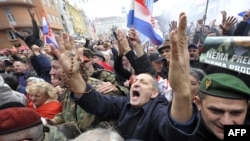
top-left (0, 107), bottom-right (42, 135)
top-left (188, 43), bottom-right (198, 49)
top-left (200, 73), bottom-right (250, 99)
top-left (83, 47), bottom-right (94, 58)
top-left (148, 53), bottom-right (163, 62)
top-left (157, 40), bottom-right (170, 53)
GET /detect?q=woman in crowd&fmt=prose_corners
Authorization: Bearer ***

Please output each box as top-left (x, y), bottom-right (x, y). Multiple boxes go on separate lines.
top-left (190, 68), bottom-right (206, 98)
top-left (26, 81), bottom-right (62, 119)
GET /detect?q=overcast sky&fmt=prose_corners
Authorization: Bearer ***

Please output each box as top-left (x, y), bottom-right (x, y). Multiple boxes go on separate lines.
top-left (71, 0), bottom-right (128, 18)
top-left (71, 0), bottom-right (249, 20)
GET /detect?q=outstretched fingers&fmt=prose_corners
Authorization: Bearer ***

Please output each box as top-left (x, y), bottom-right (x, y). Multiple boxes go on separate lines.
top-left (62, 33), bottom-right (72, 51)
top-left (177, 12), bottom-right (188, 58)
top-left (170, 30), bottom-right (178, 61)
top-left (170, 13), bottom-right (188, 62)
top-left (169, 12), bottom-right (189, 88)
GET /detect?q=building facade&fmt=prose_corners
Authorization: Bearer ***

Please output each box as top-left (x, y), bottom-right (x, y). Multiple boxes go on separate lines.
top-left (93, 16), bottom-right (126, 40)
top-left (0, 0), bottom-right (63, 49)
top-left (65, 1), bottom-right (86, 38)
top-left (56, 0), bottom-right (75, 35)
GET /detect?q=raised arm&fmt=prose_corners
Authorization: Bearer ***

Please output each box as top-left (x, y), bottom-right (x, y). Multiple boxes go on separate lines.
top-left (169, 12), bottom-right (193, 123)
top-left (28, 8), bottom-right (40, 39)
top-left (117, 29), bottom-right (157, 77)
top-left (128, 28), bottom-right (144, 57)
top-left (9, 25), bottom-right (25, 40)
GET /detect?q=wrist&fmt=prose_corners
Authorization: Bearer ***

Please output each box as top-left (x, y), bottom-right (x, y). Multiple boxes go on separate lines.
top-left (123, 46), bottom-right (131, 54)
top-left (68, 73), bottom-right (86, 94)
top-left (222, 30), bottom-right (230, 35)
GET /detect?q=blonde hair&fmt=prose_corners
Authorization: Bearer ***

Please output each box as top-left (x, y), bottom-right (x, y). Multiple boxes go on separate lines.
top-left (26, 81), bottom-right (58, 100)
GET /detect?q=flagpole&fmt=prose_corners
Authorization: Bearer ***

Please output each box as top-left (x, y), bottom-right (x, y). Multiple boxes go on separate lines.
top-left (203, 0), bottom-right (209, 25)
top-left (42, 10), bottom-right (47, 45)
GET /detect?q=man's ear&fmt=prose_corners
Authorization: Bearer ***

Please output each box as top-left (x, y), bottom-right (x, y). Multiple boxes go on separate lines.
top-left (194, 96), bottom-right (201, 111)
top-left (151, 90), bottom-right (159, 99)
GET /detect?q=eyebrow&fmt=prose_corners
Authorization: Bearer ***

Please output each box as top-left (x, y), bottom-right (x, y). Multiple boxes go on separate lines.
top-left (207, 106), bottom-right (245, 113)
top-left (207, 106), bottom-right (225, 112)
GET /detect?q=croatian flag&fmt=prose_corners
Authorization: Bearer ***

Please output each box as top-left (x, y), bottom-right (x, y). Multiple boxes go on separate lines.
top-left (42, 11), bottom-right (58, 49)
top-left (127, 0), bottom-right (163, 45)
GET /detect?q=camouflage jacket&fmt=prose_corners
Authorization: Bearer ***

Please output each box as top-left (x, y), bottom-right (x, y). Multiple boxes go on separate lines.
top-left (53, 77), bottom-right (111, 132)
top-left (91, 69), bottom-right (129, 95)
top-left (43, 125), bottom-right (68, 141)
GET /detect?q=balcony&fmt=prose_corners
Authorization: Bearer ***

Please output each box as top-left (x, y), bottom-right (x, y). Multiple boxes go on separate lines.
top-left (0, 0), bottom-right (34, 7)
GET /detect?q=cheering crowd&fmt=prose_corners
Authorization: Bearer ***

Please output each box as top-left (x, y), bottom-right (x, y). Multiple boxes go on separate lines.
top-left (0, 6), bottom-right (250, 141)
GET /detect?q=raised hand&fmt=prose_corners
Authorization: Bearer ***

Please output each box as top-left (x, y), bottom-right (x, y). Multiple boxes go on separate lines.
top-left (169, 21), bottom-right (177, 33)
top-left (169, 12), bottom-right (192, 123)
top-left (28, 8), bottom-right (35, 17)
top-left (169, 13), bottom-right (189, 94)
top-left (51, 33), bottom-right (81, 75)
top-left (116, 30), bottom-right (131, 56)
top-left (50, 33), bottom-right (86, 95)
top-left (97, 82), bottom-right (119, 94)
top-left (221, 10), bottom-right (227, 24)
top-left (127, 28), bottom-right (144, 57)
top-left (219, 16), bottom-right (237, 34)
top-left (127, 28), bottom-right (141, 49)
top-left (196, 19), bottom-right (204, 31)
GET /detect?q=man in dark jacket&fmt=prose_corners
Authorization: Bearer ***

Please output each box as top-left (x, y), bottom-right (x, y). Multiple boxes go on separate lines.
top-left (234, 9), bottom-right (250, 37)
top-left (29, 45), bottom-right (51, 83)
top-left (51, 13), bottom-right (200, 141)
top-left (10, 8), bottom-right (43, 48)
top-left (13, 60), bottom-right (37, 94)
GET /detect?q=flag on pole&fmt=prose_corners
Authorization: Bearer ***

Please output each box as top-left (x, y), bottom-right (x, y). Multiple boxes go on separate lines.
top-left (42, 10), bottom-right (58, 49)
top-left (141, 0), bottom-right (155, 52)
top-left (127, 0), bottom-right (163, 46)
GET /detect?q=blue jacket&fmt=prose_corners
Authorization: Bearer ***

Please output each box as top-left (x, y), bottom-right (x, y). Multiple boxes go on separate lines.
top-left (30, 54), bottom-right (51, 83)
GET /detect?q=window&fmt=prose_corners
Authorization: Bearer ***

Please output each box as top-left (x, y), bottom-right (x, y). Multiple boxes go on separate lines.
top-left (61, 15), bottom-right (65, 21)
top-left (46, 0), bottom-right (51, 7)
top-left (4, 9), bottom-right (16, 25)
top-left (7, 30), bottom-right (17, 40)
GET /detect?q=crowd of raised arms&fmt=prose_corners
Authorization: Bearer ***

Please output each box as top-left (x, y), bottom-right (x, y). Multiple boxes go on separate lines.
top-left (0, 6), bottom-right (250, 141)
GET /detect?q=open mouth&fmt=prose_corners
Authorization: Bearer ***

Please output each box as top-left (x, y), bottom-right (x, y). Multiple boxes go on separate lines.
top-left (190, 54), bottom-right (195, 57)
top-left (132, 90), bottom-right (140, 98)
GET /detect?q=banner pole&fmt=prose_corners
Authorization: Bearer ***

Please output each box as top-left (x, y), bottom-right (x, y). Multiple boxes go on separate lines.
top-left (203, 0), bottom-right (209, 25)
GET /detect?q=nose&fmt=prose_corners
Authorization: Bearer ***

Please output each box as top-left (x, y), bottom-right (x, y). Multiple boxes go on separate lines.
top-left (49, 68), bottom-right (55, 75)
top-left (29, 96), bottom-right (36, 101)
top-left (219, 113), bottom-right (234, 125)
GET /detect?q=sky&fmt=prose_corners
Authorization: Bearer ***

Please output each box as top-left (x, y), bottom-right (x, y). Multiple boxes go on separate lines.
top-left (70, 0), bottom-right (250, 20)
top-left (70, 0), bottom-right (129, 18)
